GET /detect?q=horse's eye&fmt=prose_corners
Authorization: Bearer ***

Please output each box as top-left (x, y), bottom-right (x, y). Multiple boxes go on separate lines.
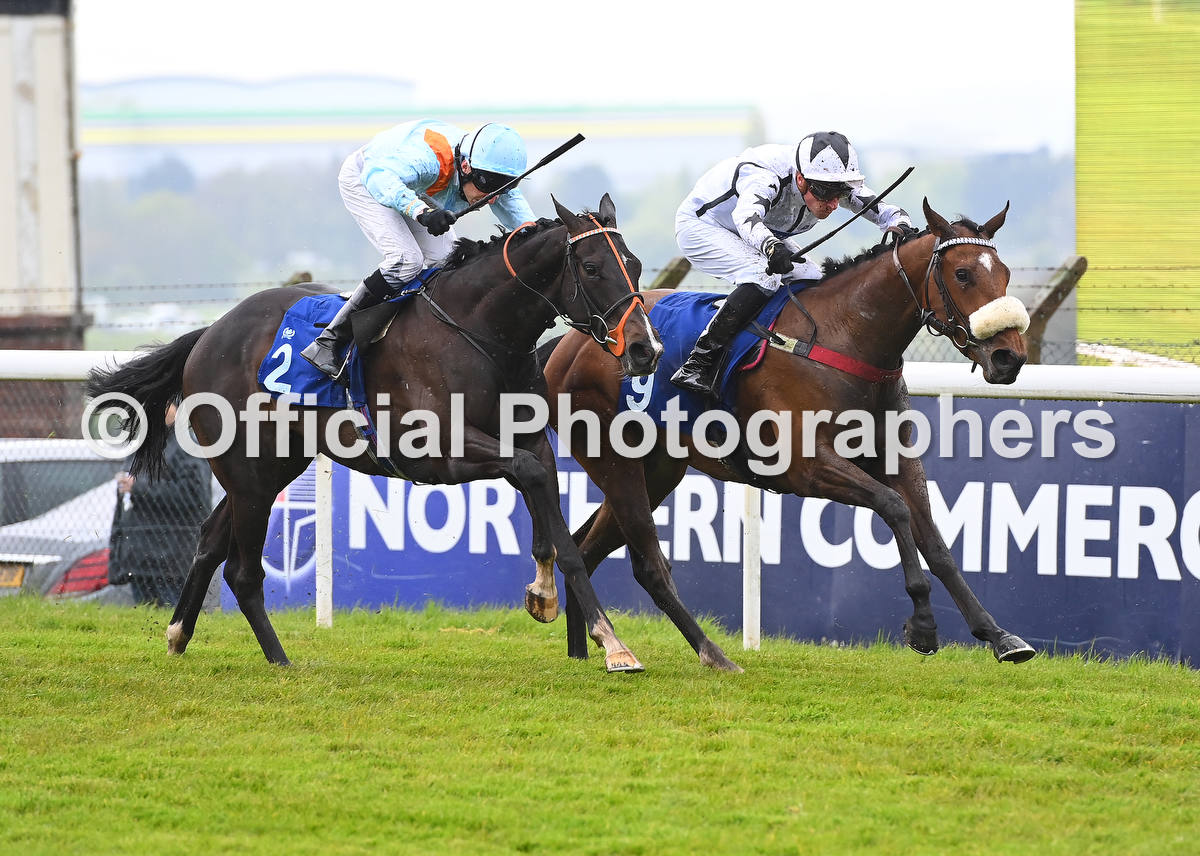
top-left (955, 268), bottom-right (972, 285)
top-left (583, 262), bottom-right (600, 276)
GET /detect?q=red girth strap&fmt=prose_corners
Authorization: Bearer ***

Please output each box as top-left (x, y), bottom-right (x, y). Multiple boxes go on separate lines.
top-left (745, 321), bottom-right (902, 383)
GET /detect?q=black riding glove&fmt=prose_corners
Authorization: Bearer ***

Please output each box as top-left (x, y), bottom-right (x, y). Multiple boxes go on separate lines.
top-left (891, 222), bottom-right (919, 239)
top-left (764, 239), bottom-right (794, 275)
top-left (416, 207), bottom-right (457, 236)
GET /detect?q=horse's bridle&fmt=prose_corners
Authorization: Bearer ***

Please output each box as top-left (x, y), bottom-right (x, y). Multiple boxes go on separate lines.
top-left (503, 216), bottom-right (645, 357)
top-left (891, 234), bottom-right (996, 350)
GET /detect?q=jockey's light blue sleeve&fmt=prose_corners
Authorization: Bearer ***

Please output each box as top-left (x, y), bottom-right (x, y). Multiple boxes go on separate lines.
top-left (361, 142), bottom-right (442, 219)
top-left (357, 120), bottom-right (539, 227)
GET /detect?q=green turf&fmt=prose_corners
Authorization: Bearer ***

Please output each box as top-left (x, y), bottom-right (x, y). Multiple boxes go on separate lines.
top-left (1076, 1), bottom-right (1200, 361)
top-left (1, 597), bottom-right (1197, 855)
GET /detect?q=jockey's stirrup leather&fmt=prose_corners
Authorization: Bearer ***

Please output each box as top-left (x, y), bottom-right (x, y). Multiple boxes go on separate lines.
top-left (671, 283), bottom-right (771, 396)
top-left (300, 280), bottom-right (381, 380)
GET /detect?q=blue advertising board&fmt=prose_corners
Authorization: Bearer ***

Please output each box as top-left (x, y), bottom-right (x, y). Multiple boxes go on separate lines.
top-left (241, 395), bottom-right (1200, 663)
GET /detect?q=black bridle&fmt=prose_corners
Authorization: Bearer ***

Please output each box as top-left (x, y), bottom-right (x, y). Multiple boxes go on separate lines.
top-left (420, 219), bottom-right (645, 380)
top-left (892, 234), bottom-right (997, 350)
top-left (503, 218), bottom-right (645, 356)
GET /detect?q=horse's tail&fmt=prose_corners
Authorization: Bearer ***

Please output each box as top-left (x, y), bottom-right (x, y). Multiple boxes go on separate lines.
top-left (535, 334), bottom-right (566, 370)
top-left (85, 327), bottom-right (208, 480)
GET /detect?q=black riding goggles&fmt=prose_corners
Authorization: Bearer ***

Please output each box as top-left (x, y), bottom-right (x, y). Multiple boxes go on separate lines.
top-left (806, 179), bottom-right (851, 202)
top-left (468, 169), bottom-right (513, 194)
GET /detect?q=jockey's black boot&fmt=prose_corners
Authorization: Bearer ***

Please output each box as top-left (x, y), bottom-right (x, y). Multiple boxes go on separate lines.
top-left (670, 282), bottom-right (771, 396)
top-left (300, 270), bottom-right (390, 380)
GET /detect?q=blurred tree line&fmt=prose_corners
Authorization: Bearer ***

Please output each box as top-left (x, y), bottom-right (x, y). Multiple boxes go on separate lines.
top-left (80, 147), bottom-right (1073, 341)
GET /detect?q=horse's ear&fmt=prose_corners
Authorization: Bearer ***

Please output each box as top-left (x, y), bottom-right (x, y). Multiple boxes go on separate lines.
top-left (979, 201), bottom-right (1010, 239)
top-left (922, 197), bottom-right (956, 239)
top-left (551, 194), bottom-right (580, 230)
top-left (597, 192), bottom-right (617, 225)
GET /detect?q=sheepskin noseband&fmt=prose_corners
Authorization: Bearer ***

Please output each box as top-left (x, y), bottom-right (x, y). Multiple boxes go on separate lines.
top-left (969, 296), bottom-right (1030, 340)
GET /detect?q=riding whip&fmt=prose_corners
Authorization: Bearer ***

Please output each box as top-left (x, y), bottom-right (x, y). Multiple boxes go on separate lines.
top-left (792, 166), bottom-right (915, 260)
top-left (457, 133), bottom-right (586, 217)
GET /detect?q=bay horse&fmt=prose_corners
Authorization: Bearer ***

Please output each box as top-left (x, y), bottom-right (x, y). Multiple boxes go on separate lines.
top-left (87, 194), bottom-right (664, 672)
top-left (541, 198), bottom-right (1036, 671)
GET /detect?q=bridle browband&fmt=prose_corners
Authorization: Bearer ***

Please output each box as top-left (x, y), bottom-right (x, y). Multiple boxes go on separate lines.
top-left (892, 234), bottom-right (996, 350)
top-left (502, 216), bottom-right (645, 356)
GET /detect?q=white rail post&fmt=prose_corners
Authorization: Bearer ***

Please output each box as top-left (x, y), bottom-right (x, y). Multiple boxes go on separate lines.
top-left (742, 484), bottom-right (761, 650)
top-left (315, 454), bottom-right (333, 628)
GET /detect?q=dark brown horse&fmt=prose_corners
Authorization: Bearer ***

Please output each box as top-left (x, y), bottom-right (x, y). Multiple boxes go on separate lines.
top-left (87, 194), bottom-right (664, 672)
top-left (541, 198), bottom-right (1036, 671)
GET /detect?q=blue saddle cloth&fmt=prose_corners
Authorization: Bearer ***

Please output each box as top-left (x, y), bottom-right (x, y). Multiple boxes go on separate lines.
top-left (617, 283), bottom-right (813, 437)
top-left (256, 271), bottom-right (437, 409)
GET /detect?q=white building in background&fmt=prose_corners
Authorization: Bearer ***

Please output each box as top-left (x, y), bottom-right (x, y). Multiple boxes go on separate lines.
top-left (0, 2), bottom-right (84, 347)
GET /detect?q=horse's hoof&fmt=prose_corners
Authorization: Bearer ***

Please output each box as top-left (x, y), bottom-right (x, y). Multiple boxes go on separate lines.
top-left (993, 633), bottom-right (1036, 663)
top-left (903, 619), bottom-right (939, 656)
top-left (166, 622), bottom-right (190, 656)
top-left (699, 639), bottom-right (743, 672)
top-left (605, 650), bottom-right (645, 673)
top-left (524, 584), bottom-right (559, 623)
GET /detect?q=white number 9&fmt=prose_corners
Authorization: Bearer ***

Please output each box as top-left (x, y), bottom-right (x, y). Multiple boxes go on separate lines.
top-left (624, 373), bottom-right (654, 412)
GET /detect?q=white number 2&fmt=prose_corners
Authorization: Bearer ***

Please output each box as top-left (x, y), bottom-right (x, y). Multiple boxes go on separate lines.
top-left (263, 344), bottom-right (293, 393)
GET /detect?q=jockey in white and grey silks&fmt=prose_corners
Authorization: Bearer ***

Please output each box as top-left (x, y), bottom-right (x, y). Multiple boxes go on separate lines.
top-left (671, 131), bottom-right (916, 396)
top-left (302, 119), bottom-right (537, 380)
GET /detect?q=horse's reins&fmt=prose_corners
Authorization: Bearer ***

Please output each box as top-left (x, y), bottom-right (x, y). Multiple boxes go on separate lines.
top-left (502, 216), bottom-right (644, 357)
top-left (892, 234), bottom-right (996, 350)
top-left (752, 230), bottom-right (996, 384)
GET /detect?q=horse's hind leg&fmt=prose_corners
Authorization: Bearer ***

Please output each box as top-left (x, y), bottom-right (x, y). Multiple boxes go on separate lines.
top-left (802, 449), bottom-right (940, 655)
top-left (167, 496), bottom-right (232, 655)
top-left (889, 456), bottom-right (1035, 663)
top-left (221, 488), bottom-right (292, 665)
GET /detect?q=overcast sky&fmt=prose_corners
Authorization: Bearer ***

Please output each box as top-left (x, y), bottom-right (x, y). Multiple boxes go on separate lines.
top-left (72, 0), bottom-right (1075, 156)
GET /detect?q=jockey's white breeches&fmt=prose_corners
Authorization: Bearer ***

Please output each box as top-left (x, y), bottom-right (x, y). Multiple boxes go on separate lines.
top-left (339, 150), bottom-right (457, 288)
top-left (675, 211), bottom-right (824, 294)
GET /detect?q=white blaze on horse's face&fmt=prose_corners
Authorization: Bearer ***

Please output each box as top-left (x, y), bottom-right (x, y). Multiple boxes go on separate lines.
top-left (965, 248), bottom-right (1028, 340)
top-left (635, 308), bottom-right (664, 358)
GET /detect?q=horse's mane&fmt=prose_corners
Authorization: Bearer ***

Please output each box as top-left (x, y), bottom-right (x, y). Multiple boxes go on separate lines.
top-left (819, 217), bottom-right (981, 279)
top-left (441, 209), bottom-right (617, 271)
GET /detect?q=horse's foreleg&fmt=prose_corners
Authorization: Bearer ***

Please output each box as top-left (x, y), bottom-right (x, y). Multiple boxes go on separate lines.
top-left (563, 509), bottom-right (602, 660)
top-left (167, 496), bottom-right (231, 656)
top-left (457, 430), bottom-right (642, 673)
top-left (524, 547), bottom-right (559, 624)
top-left (805, 450), bottom-right (939, 655)
top-left (889, 457), bottom-right (1035, 663)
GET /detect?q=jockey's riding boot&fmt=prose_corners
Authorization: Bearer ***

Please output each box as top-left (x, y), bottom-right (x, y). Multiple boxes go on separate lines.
top-left (300, 270), bottom-right (390, 380)
top-left (670, 282), bottom-right (772, 396)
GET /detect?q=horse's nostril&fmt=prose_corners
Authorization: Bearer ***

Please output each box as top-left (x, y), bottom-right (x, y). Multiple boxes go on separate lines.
top-left (628, 342), bottom-right (655, 366)
top-left (992, 349), bottom-right (1026, 372)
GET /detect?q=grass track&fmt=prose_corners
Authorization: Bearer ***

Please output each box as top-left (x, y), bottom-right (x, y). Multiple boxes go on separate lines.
top-left (1, 597), bottom-right (1197, 855)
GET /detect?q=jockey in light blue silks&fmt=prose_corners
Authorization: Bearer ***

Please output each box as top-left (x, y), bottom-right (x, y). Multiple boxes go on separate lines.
top-left (302, 119), bottom-right (537, 380)
top-left (671, 131), bottom-right (916, 396)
